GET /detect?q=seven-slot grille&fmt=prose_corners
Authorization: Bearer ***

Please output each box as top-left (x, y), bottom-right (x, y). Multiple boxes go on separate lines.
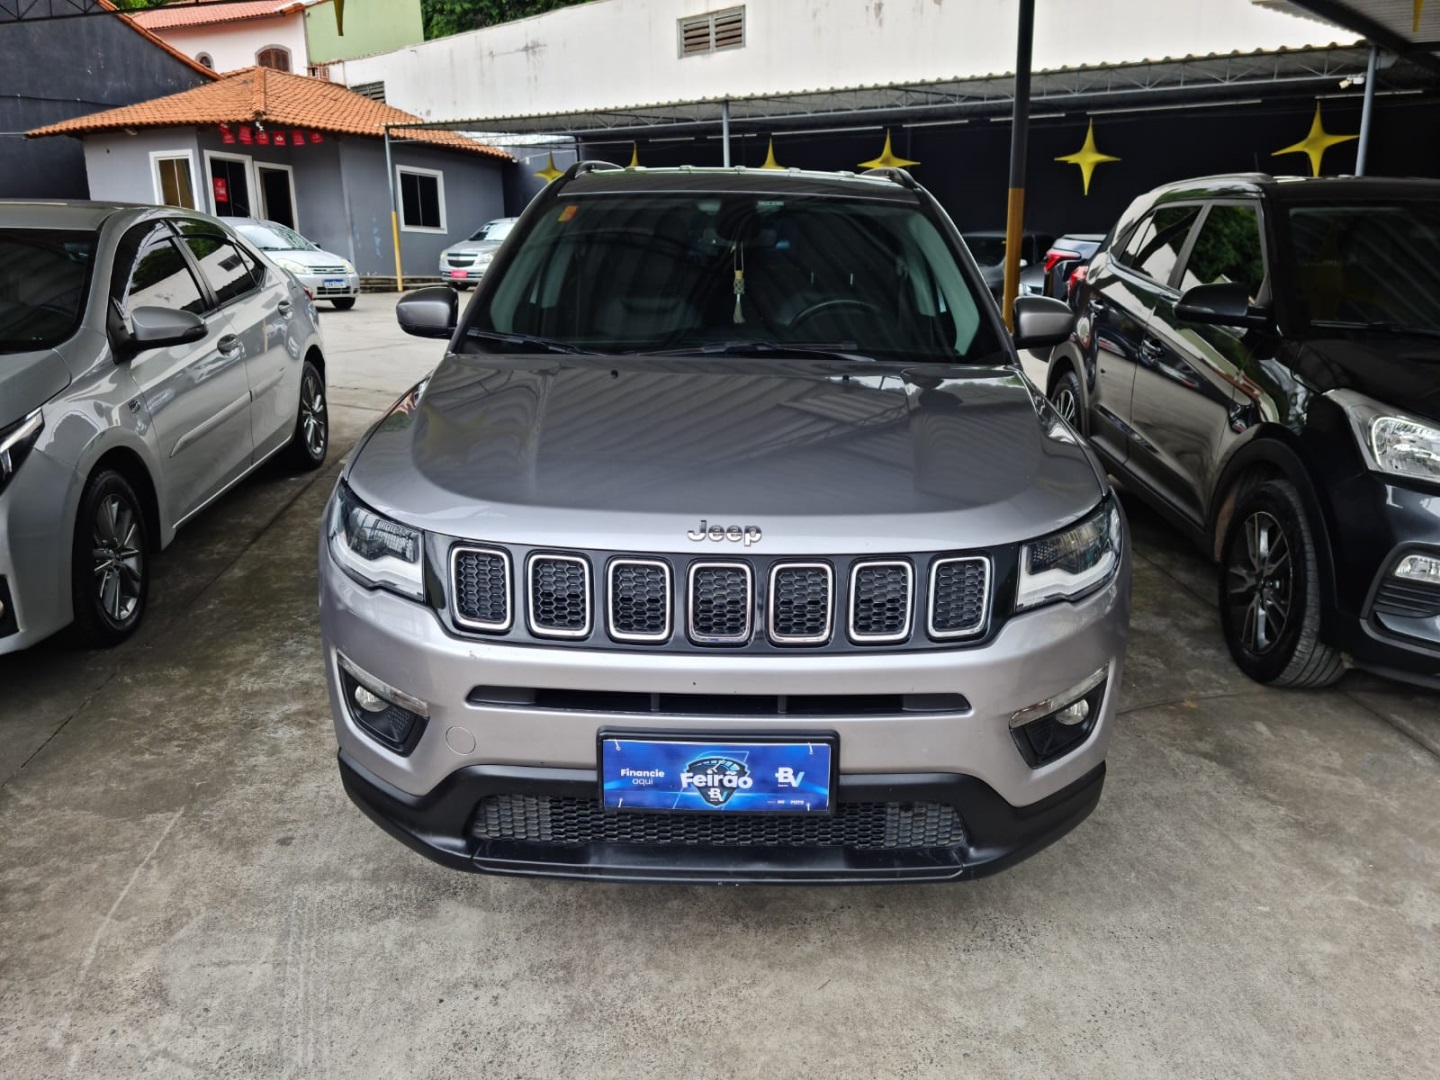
top-left (929, 557), bottom-right (990, 638)
top-left (768, 563), bottom-right (834, 644)
top-left (849, 561), bottom-right (913, 642)
top-left (688, 562), bottom-right (753, 643)
top-left (527, 554), bottom-right (591, 638)
top-left (309, 264), bottom-right (347, 274)
top-left (607, 559), bottom-right (671, 642)
top-left (448, 547), bottom-right (994, 647)
top-left (452, 546), bottom-right (511, 631)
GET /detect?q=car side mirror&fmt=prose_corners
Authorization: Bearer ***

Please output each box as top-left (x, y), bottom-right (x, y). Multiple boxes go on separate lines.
top-left (126, 306), bottom-right (207, 353)
top-left (396, 286), bottom-right (458, 339)
top-left (1176, 283), bottom-right (1272, 330)
top-left (1011, 295), bottom-right (1075, 350)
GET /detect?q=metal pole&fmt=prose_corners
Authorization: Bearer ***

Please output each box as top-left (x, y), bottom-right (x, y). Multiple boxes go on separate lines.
top-left (1002, 0), bottom-right (1035, 330)
top-left (1356, 44), bottom-right (1379, 176)
top-left (721, 100), bottom-right (731, 167)
top-left (384, 126), bottom-right (404, 291)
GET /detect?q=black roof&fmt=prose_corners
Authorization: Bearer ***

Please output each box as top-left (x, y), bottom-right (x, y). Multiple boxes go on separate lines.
top-left (1148, 172), bottom-right (1440, 203)
top-left (555, 165), bottom-right (922, 203)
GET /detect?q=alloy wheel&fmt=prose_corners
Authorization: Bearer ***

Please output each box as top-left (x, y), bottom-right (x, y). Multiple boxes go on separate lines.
top-left (1225, 510), bottom-right (1292, 655)
top-left (1053, 386), bottom-right (1078, 425)
top-left (92, 494), bottom-right (143, 626)
top-left (300, 369), bottom-right (327, 459)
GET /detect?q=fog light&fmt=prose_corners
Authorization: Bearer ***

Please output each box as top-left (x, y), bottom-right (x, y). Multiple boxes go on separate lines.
top-left (353, 684), bottom-right (389, 713)
top-left (1394, 553), bottom-right (1440, 585)
top-left (1054, 698), bottom-right (1091, 726)
top-left (336, 651), bottom-right (429, 755)
top-left (1010, 666), bottom-right (1107, 768)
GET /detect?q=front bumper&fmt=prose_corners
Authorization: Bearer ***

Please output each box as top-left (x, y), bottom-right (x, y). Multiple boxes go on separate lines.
top-left (439, 263), bottom-right (488, 283)
top-left (0, 443), bottom-right (76, 654)
top-left (292, 271), bottom-right (359, 299)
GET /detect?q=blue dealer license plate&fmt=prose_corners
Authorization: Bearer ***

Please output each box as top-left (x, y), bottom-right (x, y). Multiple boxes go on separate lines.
top-left (600, 736), bottom-right (834, 813)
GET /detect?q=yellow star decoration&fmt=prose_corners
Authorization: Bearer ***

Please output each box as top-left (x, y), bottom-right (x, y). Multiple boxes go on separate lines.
top-left (1055, 120), bottom-right (1120, 196)
top-left (627, 142), bottom-right (639, 168)
top-left (1273, 103), bottom-right (1358, 177)
top-left (859, 131), bottom-right (919, 170)
top-left (534, 151), bottom-right (564, 183)
top-left (760, 138), bottom-right (783, 169)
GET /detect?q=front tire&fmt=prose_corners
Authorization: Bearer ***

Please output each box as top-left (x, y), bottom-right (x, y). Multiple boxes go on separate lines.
top-left (330, 297), bottom-right (356, 311)
top-left (1049, 368), bottom-right (1085, 435)
top-left (71, 470), bottom-right (149, 648)
top-left (1218, 479), bottom-right (1343, 688)
top-left (285, 359), bottom-right (328, 471)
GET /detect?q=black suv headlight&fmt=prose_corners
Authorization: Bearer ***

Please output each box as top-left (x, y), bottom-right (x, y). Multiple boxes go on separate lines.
top-left (328, 481), bottom-right (425, 600)
top-left (1334, 389), bottom-right (1440, 485)
top-left (1015, 498), bottom-right (1123, 611)
top-left (0, 409), bottom-right (44, 498)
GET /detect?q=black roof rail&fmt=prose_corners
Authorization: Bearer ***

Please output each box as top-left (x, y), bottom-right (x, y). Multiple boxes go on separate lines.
top-left (860, 166), bottom-right (919, 190)
top-left (565, 160), bottom-right (623, 180)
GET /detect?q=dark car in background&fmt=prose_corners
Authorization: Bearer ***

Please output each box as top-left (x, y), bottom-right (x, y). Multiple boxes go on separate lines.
top-left (1040, 233), bottom-right (1106, 304)
top-left (1045, 174), bottom-right (1440, 689)
top-left (962, 229), bottom-right (1055, 297)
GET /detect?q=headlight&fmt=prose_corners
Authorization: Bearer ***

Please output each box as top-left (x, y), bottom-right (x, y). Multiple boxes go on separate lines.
top-left (328, 481), bottom-right (425, 600)
top-left (0, 409), bottom-right (44, 497)
top-left (477, 252), bottom-right (495, 265)
top-left (341, 260), bottom-right (356, 275)
top-left (1334, 390), bottom-right (1440, 484)
top-left (274, 257), bottom-right (309, 276)
top-left (1016, 499), bottom-right (1122, 611)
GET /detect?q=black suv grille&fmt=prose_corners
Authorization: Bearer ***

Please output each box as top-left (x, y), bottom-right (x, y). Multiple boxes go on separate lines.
top-left (608, 559), bottom-right (670, 641)
top-left (930, 557), bottom-right (989, 637)
top-left (770, 564), bottom-right (832, 643)
top-left (689, 563), bottom-right (752, 642)
top-left (528, 555), bottom-right (590, 636)
top-left (452, 548), bottom-right (510, 631)
top-left (850, 561), bottom-right (912, 641)
top-left (471, 795), bottom-right (966, 849)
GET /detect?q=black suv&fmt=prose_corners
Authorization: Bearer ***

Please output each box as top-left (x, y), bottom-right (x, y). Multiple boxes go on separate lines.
top-left (1046, 174), bottom-right (1440, 689)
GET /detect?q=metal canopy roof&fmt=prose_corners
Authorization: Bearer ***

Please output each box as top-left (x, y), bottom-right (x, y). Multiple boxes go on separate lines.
top-left (1256, 1), bottom-right (1440, 68)
top-left (384, 44), bottom-right (1428, 140)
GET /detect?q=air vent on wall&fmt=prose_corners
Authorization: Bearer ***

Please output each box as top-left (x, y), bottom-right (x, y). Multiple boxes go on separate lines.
top-left (351, 80), bottom-right (386, 103)
top-left (679, 6), bottom-right (745, 57)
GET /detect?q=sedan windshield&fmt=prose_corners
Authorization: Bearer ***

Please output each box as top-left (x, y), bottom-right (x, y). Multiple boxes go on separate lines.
top-left (0, 228), bottom-right (97, 355)
top-left (468, 219), bottom-right (515, 242)
top-left (470, 194), bottom-right (1003, 363)
top-left (235, 222), bottom-right (316, 252)
top-left (1283, 201), bottom-right (1440, 335)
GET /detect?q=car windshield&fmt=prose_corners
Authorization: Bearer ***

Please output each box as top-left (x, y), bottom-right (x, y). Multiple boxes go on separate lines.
top-left (235, 221), bottom-right (317, 252)
top-left (468, 219), bottom-right (515, 242)
top-left (0, 228), bottom-right (97, 355)
top-left (962, 234), bottom-right (1007, 266)
top-left (469, 193), bottom-right (1003, 364)
top-left (1283, 201), bottom-right (1440, 336)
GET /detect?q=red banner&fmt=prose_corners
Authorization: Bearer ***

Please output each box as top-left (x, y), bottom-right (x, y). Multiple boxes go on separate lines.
top-left (212, 177), bottom-right (228, 204)
top-left (274, 131), bottom-right (287, 146)
top-left (292, 129), bottom-right (306, 146)
top-left (256, 129), bottom-right (270, 145)
top-left (219, 123), bottom-right (235, 144)
top-left (309, 131), bottom-right (323, 143)
top-left (237, 125), bottom-right (253, 145)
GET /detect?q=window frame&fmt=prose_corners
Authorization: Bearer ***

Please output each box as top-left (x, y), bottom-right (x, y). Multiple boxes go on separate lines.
top-left (109, 221), bottom-right (212, 329)
top-left (395, 164), bottom-right (447, 234)
top-left (1113, 201), bottom-right (1206, 292)
top-left (255, 161), bottom-right (300, 231)
top-left (171, 219), bottom-right (267, 312)
top-left (255, 45), bottom-right (292, 72)
top-left (195, 52), bottom-right (214, 70)
top-left (202, 149), bottom-right (255, 219)
top-left (149, 150), bottom-right (199, 211)
top-left (1173, 199), bottom-right (1271, 303)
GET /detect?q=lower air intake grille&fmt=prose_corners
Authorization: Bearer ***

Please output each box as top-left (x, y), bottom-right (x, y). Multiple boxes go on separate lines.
top-left (528, 555), bottom-right (590, 637)
top-left (850, 561), bottom-right (912, 641)
top-left (930, 557), bottom-right (989, 637)
top-left (452, 547), bottom-right (510, 631)
top-left (471, 796), bottom-right (966, 850)
top-left (1373, 579), bottom-right (1440, 619)
top-left (689, 563), bottom-right (751, 643)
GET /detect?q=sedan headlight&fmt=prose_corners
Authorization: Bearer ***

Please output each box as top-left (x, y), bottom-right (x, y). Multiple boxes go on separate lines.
top-left (0, 409), bottom-right (44, 497)
top-left (1334, 390), bottom-right (1440, 484)
top-left (328, 481), bottom-right (425, 600)
top-left (1016, 499), bottom-right (1122, 611)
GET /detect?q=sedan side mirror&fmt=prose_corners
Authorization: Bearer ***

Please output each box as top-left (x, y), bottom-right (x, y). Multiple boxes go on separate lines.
top-left (396, 286), bottom-right (458, 339)
top-left (1176, 283), bottom-right (1272, 330)
top-left (1011, 295), bottom-right (1075, 350)
top-left (127, 306), bottom-right (207, 351)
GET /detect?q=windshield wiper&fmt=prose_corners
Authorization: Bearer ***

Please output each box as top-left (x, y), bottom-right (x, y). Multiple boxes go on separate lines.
top-left (466, 329), bottom-right (589, 354)
top-left (634, 340), bottom-right (871, 361)
top-left (1310, 320), bottom-right (1440, 341)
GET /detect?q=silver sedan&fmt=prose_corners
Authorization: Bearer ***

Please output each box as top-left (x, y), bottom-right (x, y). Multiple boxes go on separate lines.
top-left (0, 202), bottom-right (328, 653)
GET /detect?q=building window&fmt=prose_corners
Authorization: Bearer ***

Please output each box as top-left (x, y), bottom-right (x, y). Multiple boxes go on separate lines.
top-left (678, 6), bottom-right (745, 56)
top-left (196, 52), bottom-right (214, 69)
top-left (351, 80), bottom-right (386, 103)
top-left (256, 46), bottom-right (291, 72)
top-left (397, 166), bottom-right (446, 232)
top-left (150, 152), bottom-right (197, 210)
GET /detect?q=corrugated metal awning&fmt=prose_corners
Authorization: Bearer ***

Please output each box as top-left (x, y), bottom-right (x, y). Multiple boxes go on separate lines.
top-left (1255, 1), bottom-right (1440, 68)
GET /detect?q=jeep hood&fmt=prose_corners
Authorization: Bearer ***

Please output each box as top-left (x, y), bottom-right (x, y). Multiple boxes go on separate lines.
top-left (0, 348), bottom-right (69, 427)
top-left (346, 354), bottom-right (1107, 554)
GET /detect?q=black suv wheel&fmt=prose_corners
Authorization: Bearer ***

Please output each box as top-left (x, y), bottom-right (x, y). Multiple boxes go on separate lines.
top-left (1049, 368), bottom-right (1085, 433)
top-left (1218, 479), bottom-right (1343, 688)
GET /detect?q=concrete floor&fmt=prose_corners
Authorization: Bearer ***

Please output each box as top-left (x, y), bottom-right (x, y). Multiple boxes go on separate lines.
top-left (2, 295), bottom-right (1436, 1079)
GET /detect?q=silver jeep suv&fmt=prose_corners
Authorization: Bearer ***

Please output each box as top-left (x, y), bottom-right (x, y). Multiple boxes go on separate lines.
top-left (320, 165), bottom-right (1131, 884)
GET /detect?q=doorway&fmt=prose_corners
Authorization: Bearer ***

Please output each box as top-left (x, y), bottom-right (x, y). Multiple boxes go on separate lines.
top-left (207, 154), bottom-right (253, 218)
top-left (257, 164), bottom-right (297, 228)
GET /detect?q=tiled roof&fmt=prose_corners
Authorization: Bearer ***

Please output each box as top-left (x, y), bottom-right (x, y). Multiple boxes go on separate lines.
top-left (26, 66), bottom-right (513, 161)
top-left (132, 1), bottom-right (313, 32)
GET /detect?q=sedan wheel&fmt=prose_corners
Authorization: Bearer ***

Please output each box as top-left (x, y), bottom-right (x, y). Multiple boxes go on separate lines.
top-left (70, 470), bottom-right (149, 648)
top-left (286, 359), bottom-right (328, 471)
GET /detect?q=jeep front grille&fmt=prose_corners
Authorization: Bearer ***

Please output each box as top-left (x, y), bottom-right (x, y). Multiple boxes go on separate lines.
top-left (929, 557), bottom-right (990, 638)
top-left (688, 562), bottom-right (752, 644)
top-left (527, 554), bottom-right (591, 638)
top-left (607, 558), bottom-right (671, 642)
top-left (849, 560), bottom-right (913, 643)
top-left (452, 547), bottom-right (511, 632)
top-left (768, 563), bottom-right (833, 644)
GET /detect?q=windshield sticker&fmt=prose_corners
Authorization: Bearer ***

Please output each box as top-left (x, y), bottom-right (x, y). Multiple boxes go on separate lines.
top-left (558, 204), bottom-right (580, 223)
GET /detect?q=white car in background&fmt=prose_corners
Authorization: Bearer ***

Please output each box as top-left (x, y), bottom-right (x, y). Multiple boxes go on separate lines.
top-left (437, 217), bottom-right (517, 288)
top-left (232, 219), bottom-right (360, 310)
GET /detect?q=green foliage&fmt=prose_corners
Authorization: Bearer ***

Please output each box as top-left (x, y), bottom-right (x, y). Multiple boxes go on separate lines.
top-left (421, 0), bottom-right (591, 40)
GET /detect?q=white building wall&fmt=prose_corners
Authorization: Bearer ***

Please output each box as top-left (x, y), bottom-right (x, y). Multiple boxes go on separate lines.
top-left (152, 16), bottom-right (310, 75)
top-left (328, 0), bottom-right (1350, 121)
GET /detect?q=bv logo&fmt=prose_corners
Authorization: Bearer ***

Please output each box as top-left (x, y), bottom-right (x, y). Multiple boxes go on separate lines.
top-left (687, 519), bottom-right (763, 547)
top-left (680, 756), bottom-right (753, 806)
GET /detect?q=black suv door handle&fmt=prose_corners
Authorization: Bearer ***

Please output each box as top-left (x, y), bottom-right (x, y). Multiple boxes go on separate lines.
top-left (217, 334), bottom-right (242, 357)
